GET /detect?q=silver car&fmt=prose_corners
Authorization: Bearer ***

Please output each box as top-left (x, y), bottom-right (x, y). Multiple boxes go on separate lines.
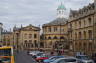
top-left (50, 57), bottom-right (78, 63)
top-left (76, 55), bottom-right (94, 63)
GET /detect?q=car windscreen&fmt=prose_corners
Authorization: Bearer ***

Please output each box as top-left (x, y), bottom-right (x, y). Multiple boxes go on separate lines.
top-left (64, 59), bottom-right (76, 62)
top-left (0, 48), bottom-right (11, 56)
top-left (37, 53), bottom-right (43, 56)
top-left (76, 56), bottom-right (90, 60)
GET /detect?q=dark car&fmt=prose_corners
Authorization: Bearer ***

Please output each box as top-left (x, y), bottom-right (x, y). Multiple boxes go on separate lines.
top-left (92, 53), bottom-right (96, 63)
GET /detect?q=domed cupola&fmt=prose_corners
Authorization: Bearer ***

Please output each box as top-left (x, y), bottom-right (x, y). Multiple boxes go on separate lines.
top-left (57, 3), bottom-right (66, 18)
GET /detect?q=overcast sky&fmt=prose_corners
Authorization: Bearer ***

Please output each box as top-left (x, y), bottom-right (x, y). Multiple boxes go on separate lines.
top-left (0, 0), bottom-right (93, 30)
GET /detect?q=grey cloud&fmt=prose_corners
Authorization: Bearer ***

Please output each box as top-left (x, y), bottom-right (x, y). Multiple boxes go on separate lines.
top-left (0, 0), bottom-right (93, 30)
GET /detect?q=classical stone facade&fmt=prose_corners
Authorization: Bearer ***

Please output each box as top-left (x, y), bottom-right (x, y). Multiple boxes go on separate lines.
top-left (42, 3), bottom-right (69, 52)
top-left (42, 1), bottom-right (96, 56)
top-left (2, 31), bottom-right (14, 46)
top-left (42, 18), bottom-right (68, 51)
top-left (68, 2), bottom-right (96, 55)
top-left (13, 24), bottom-right (40, 50)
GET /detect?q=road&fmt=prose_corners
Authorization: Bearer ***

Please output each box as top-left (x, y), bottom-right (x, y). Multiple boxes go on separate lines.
top-left (15, 51), bottom-right (36, 63)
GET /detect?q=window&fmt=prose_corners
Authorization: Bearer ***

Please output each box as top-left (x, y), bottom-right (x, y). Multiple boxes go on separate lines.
top-left (28, 43), bottom-right (30, 48)
top-left (24, 40), bottom-right (27, 43)
top-left (54, 27), bottom-right (57, 32)
top-left (88, 30), bottom-right (92, 39)
top-left (89, 43), bottom-right (92, 51)
top-left (34, 40), bottom-right (38, 47)
top-left (31, 44), bottom-right (33, 47)
top-left (88, 18), bottom-right (92, 25)
top-left (59, 11), bottom-right (61, 14)
top-left (79, 21), bottom-right (81, 27)
top-left (53, 36), bottom-right (58, 39)
top-left (45, 37), bottom-right (47, 39)
top-left (84, 31), bottom-right (86, 39)
top-left (24, 33), bottom-right (27, 39)
top-left (29, 40), bottom-right (32, 43)
top-left (60, 36), bottom-right (64, 39)
top-left (29, 34), bottom-right (32, 38)
top-left (83, 43), bottom-right (86, 51)
top-left (50, 41), bottom-right (52, 45)
top-left (48, 27), bottom-right (51, 32)
top-left (79, 32), bottom-right (82, 39)
top-left (75, 33), bottom-right (77, 39)
top-left (34, 34), bottom-right (37, 38)
top-left (84, 20), bottom-right (86, 27)
top-left (48, 37), bottom-right (51, 39)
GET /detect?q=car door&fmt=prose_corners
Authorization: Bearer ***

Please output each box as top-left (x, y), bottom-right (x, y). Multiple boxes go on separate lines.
top-left (57, 59), bottom-right (65, 63)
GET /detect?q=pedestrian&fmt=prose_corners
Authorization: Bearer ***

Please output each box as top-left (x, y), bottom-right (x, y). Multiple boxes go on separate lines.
top-left (50, 51), bottom-right (54, 56)
top-left (61, 49), bottom-right (64, 55)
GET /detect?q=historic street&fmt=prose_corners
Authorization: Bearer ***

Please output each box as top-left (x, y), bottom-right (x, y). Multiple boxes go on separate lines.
top-left (15, 51), bottom-right (37, 63)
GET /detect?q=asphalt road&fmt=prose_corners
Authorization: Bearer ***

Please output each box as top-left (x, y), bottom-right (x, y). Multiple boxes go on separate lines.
top-left (15, 51), bottom-right (37, 63)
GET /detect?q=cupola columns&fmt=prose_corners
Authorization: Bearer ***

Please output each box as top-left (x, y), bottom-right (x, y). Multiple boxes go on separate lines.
top-left (57, 3), bottom-right (67, 18)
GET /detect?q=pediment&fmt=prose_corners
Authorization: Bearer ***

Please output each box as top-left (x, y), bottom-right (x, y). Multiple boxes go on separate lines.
top-left (21, 25), bottom-right (40, 31)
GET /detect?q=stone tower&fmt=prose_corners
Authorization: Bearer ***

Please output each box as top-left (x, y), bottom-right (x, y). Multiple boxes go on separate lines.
top-left (57, 3), bottom-right (66, 18)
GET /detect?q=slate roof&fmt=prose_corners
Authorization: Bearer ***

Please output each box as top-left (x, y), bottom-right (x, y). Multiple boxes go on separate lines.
top-left (43, 18), bottom-right (68, 26)
top-left (2, 32), bottom-right (12, 34)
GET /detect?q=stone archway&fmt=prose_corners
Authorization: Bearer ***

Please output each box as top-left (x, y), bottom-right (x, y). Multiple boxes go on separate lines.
top-left (53, 37), bottom-right (68, 51)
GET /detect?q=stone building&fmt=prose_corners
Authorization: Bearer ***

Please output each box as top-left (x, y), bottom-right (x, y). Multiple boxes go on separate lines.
top-left (68, 2), bottom-right (96, 55)
top-left (13, 24), bottom-right (40, 50)
top-left (2, 31), bottom-right (14, 46)
top-left (0, 23), bottom-right (3, 45)
top-left (42, 3), bottom-right (69, 52)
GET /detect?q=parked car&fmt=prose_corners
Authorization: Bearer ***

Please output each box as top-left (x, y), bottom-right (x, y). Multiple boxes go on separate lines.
top-left (76, 55), bottom-right (94, 63)
top-left (35, 55), bottom-right (48, 62)
top-left (43, 56), bottom-right (64, 63)
top-left (29, 51), bottom-right (40, 56)
top-left (35, 52), bottom-right (45, 58)
top-left (50, 57), bottom-right (78, 63)
top-left (92, 53), bottom-right (96, 63)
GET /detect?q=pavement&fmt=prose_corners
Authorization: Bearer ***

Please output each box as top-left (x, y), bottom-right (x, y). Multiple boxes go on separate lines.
top-left (15, 51), bottom-right (37, 63)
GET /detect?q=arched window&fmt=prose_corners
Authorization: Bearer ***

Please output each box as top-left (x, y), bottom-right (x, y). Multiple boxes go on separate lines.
top-left (79, 32), bottom-right (82, 39)
top-left (48, 37), bottom-right (51, 39)
top-left (84, 31), bottom-right (86, 39)
top-left (53, 36), bottom-right (58, 39)
top-left (24, 40), bottom-right (27, 43)
top-left (60, 36), bottom-right (64, 39)
top-left (88, 18), bottom-right (92, 25)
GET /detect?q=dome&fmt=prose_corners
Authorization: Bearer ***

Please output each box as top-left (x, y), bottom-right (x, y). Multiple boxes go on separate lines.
top-left (57, 3), bottom-right (66, 10)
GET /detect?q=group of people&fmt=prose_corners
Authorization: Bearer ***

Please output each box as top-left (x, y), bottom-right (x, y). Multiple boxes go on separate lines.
top-left (50, 50), bottom-right (64, 56)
